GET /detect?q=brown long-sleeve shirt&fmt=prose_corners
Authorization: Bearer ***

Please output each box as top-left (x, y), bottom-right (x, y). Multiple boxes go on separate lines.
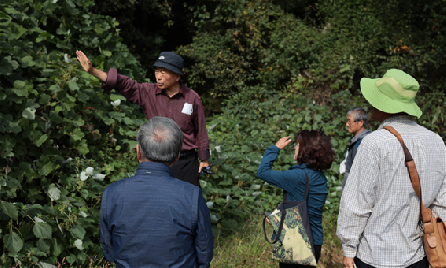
top-left (101, 68), bottom-right (210, 160)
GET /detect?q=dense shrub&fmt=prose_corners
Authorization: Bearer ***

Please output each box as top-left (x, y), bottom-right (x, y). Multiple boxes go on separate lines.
top-left (0, 0), bottom-right (147, 266)
top-left (201, 81), bottom-right (445, 236)
top-left (177, 0), bottom-right (446, 104)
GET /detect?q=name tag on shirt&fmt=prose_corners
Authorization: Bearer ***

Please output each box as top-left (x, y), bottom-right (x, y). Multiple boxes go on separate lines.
top-left (181, 102), bottom-right (193, 115)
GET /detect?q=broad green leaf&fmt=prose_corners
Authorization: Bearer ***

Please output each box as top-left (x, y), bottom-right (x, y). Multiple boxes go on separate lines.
top-left (37, 239), bottom-right (50, 254)
top-left (72, 115), bottom-right (84, 127)
top-left (4, 7), bottom-right (21, 14)
top-left (35, 134), bottom-right (48, 147)
top-left (94, 24), bottom-right (104, 34)
top-left (103, 118), bottom-right (115, 125)
top-left (4, 232), bottom-right (23, 253)
top-left (76, 140), bottom-right (89, 155)
top-left (68, 81), bottom-right (79, 91)
top-left (14, 80), bottom-right (29, 97)
top-left (7, 121), bottom-right (22, 133)
top-left (36, 32), bottom-right (54, 42)
top-left (21, 55), bottom-right (35, 68)
top-left (0, 56), bottom-right (18, 75)
top-left (38, 162), bottom-right (54, 176)
top-left (124, 117), bottom-right (133, 125)
top-left (33, 222), bottom-right (52, 239)
top-left (1, 201), bottom-right (18, 220)
top-left (70, 225), bottom-right (86, 240)
top-left (39, 94), bottom-right (51, 104)
top-left (71, 128), bottom-right (84, 141)
top-left (66, 254), bottom-right (76, 265)
top-left (51, 238), bottom-right (64, 256)
top-left (39, 262), bottom-right (54, 268)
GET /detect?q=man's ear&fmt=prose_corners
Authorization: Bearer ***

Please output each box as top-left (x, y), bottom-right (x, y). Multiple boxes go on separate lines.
top-left (136, 144), bottom-right (143, 163)
top-left (176, 74), bottom-right (181, 82)
top-left (358, 120), bottom-right (364, 128)
top-left (172, 153), bottom-right (180, 164)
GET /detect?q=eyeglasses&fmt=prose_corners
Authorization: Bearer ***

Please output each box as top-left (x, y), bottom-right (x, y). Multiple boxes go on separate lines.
top-left (346, 120), bottom-right (358, 125)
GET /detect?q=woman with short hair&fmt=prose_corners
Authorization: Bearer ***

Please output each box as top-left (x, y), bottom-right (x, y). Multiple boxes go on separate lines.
top-left (257, 130), bottom-right (336, 268)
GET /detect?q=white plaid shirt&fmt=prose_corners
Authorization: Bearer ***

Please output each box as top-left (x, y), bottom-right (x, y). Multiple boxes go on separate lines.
top-left (336, 115), bottom-right (446, 268)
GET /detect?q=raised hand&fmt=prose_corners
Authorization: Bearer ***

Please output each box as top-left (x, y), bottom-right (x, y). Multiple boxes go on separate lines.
top-left (75, 50), bottom-right (107, 82)
top-left (76, 50), bottom-right (93, 73)
top-left (275, 136), bottom-right (292, 149)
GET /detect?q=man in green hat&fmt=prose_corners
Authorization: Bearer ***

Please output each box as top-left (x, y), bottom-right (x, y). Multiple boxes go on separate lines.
top-left (336, 69), bottom-right (446, 268)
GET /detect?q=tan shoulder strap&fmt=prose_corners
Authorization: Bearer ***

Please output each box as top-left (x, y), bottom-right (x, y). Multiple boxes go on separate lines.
top-left (383, 126), bottom-right (433, 228)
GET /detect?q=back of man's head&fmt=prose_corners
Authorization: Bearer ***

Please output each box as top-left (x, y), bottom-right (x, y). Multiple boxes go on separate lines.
top-left (137, 116), bottom-right (184, 165)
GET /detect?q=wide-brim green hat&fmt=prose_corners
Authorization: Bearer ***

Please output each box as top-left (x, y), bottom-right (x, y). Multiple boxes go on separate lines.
top-left (360, 69), bottom-right (422, 118)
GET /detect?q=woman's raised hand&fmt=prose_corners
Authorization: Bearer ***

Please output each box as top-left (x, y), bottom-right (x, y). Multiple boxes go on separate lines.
top-left (275, 136), bottom-right (292, 149)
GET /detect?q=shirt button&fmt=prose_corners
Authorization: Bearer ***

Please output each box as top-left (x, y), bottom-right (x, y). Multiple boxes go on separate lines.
top-left (169, 110), bottom-right (171, 112)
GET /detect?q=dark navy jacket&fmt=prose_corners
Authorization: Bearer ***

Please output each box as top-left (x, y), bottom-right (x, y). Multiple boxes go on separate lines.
top-left (342, 129), bottom-right (372, 190)
top-left (257, 145), bottom-right (328, 245)
top-left (100, 161), bottom-right (213, 268)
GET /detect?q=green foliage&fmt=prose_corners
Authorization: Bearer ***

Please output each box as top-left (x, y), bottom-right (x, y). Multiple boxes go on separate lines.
top-left (91, 0), bottom-right (174, 69)
top-left (201, 81), bottom-right (446, 237)
top-left (0, 0), bottom-right (146, 265)
top-left (201, 87), bottom-right (348, 235)
top-left (176, 0), bottom-right (446, 107)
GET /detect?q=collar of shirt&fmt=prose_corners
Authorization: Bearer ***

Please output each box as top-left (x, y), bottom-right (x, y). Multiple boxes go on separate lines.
top-left (349, 129), bottom-right (372, 144)
top-left (155, 84), bottom-right (185, 97)
top-left (135, 161), bottom-right (173, 177)
top-left (378, 114), bottom-right (415, 130)
top-left (289, 163), bottom-right (308, 170)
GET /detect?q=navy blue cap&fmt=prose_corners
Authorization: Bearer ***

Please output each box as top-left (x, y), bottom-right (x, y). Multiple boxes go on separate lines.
top-left (153, 52), bottom-right (184, 75)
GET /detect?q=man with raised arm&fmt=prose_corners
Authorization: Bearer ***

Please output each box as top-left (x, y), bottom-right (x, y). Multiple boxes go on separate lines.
top-left (76, 50), bottom-right (210, 187)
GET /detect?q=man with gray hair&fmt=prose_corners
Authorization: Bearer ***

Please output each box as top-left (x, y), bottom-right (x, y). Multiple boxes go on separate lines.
top-left (100, 116), bottom-right (214, 268)
top-left (341, 107), bottom-right (372, 190)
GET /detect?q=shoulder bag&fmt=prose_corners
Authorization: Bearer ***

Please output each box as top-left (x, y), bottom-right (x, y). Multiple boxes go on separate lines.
top-left (384, 126), bottom-right (446, 267)
top-left (262, 171), bottom-right (317, 266)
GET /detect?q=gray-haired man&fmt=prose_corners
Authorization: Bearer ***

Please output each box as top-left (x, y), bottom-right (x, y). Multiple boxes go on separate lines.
top-left (100, 116), bottom-right (213, 268)
top-left (342, 107), bottom-right (372, 190)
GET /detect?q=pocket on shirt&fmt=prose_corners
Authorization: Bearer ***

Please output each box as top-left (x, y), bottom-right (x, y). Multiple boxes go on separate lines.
top-left (178, 113), bottom-right (194, 133)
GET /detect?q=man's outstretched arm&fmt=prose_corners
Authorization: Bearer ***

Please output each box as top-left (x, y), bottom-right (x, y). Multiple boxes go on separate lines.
top-left (76, 50), bottom-right (107, 82)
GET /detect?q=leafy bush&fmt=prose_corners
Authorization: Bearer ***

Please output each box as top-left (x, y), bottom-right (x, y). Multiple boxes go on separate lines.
top-left (0, 0), bottom-right (147, 265)
top-left (176, 0), bottom-right (446, 106)
top-left (201, 81), bottom-right (446, 237)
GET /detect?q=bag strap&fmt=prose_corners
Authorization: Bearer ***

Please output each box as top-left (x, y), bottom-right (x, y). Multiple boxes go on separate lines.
top-left (263, 171), bottom-right (310, 244)
top-left (383, 126), bottom-right (435, 234)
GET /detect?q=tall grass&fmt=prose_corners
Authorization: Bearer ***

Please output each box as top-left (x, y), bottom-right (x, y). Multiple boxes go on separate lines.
top-left (211, 213), bottom-right (343, 268)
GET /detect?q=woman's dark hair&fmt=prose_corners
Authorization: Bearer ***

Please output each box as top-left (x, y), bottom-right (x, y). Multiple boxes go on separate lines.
top-left (295, 130), bottom-right (335, 170)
